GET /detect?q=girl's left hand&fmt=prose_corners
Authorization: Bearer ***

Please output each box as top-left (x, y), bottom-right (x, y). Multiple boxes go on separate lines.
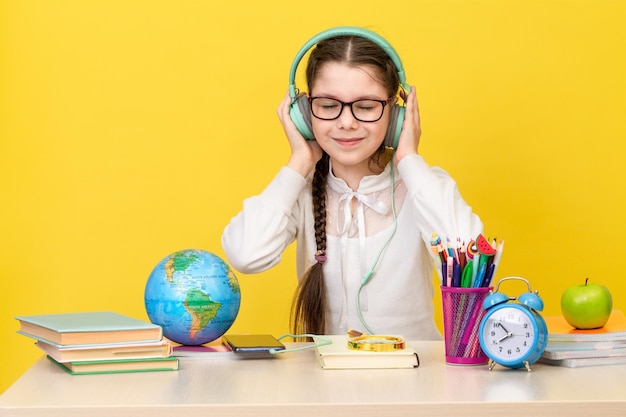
top-left (393, 86), bottom-right (422, 165)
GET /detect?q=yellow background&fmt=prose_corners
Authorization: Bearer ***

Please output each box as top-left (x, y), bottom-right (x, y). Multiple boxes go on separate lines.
top-left (2, 0), bottom-right (625, 393)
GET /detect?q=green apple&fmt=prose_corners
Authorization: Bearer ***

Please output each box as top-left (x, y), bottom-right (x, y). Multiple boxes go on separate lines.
top-left (561, 278), bottom-right (613, 329)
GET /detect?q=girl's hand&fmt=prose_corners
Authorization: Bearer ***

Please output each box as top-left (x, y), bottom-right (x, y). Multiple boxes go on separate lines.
top-left (277, 92), bottom-right (323, 177)
top-left (393, 86), bottom-right (422, 165)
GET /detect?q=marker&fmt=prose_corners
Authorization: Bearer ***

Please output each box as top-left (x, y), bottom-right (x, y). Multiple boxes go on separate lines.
top-left (446, 256), bottom-right (454, 287)
top-left (446, 237), bottom-right (458, 260)
top-left (452, 261), bottom-right (461, 287)
top-left (461, 260), bottom-right (473, 288)
top-left (471, 253), bottom-right (480, 287)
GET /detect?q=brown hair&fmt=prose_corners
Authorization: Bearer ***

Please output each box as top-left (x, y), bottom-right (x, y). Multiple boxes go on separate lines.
top-left (290, 35), bottom-right (400, 336)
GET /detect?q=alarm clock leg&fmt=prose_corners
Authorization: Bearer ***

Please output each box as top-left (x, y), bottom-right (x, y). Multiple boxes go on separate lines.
top-left (488, 360), bottom-right (496, 371)
top-left (523, 361), bottom-right (531, 372)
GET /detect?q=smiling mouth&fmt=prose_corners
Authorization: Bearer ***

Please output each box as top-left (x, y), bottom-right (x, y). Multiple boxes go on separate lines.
top-left (335, 138), bottom-right (363, 145)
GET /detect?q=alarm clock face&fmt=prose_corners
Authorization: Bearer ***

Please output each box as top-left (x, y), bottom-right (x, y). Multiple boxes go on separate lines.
top-left (480, 306), bottom-right (537, 364)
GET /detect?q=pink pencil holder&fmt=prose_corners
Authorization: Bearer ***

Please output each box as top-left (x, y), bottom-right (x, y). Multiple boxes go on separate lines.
top-left (441, 285), bottom-right (492, 365)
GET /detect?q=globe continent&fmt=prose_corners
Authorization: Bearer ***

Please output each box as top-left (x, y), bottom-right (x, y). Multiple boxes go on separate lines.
top-left (144, 249), bottom-right (241, 345)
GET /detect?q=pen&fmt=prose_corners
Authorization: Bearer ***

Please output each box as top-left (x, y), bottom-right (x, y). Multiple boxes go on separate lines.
top-left (482, 263), bottom-right (496, 287)
top-left (446, 256), bottom-right (454, 287)
top-left (474, 261), bottom-right (487, 288)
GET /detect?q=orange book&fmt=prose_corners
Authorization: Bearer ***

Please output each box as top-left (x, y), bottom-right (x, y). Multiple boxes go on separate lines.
top-left (545, 310), bottom-right (626, 342)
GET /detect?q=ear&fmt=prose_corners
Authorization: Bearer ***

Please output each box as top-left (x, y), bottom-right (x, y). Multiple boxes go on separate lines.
top-left (384, 104), bottom-right (404, 149)
top-left (289, 95), bottom-right (315, 140)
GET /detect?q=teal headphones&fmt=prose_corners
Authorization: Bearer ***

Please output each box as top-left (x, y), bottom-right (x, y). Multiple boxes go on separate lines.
top-left (288, 26), bottom-right (410, 149)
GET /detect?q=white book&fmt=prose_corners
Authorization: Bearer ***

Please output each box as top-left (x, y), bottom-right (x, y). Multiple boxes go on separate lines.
top-left (542, 346), bottom-right (626, 360)
top-left (314, 335), bottom-right (419, 370)
top-left (539, 356), bottom-right (626, 368)
top-left (35, 339), bottom-right (172, 363)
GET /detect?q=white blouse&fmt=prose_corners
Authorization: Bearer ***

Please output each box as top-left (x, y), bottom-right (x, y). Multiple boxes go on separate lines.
top-left (222, 154), bottom-right (483, 340)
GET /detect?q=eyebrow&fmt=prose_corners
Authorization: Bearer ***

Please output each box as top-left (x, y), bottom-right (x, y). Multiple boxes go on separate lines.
top-left (310, 93), bottom-right (388, 101)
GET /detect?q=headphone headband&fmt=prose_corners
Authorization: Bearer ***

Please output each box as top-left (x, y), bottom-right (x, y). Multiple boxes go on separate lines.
top-left (288, 26), bottom-right (409, 100)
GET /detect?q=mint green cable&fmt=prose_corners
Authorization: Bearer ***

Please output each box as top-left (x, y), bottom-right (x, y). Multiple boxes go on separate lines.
top-left (270, 333), bottom-right (333, 354)
top-left (356, 159), bottom-right (398, 334)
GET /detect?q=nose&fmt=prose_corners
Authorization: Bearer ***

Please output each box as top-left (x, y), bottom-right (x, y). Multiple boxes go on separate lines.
top-left (337, 103), bottom-right (358, 128)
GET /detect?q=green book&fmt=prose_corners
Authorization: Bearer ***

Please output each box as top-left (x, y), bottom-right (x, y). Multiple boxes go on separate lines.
top-left (16, 311), bottom-right (163, 346)
top-left (47, 355), bottom-right (179, 375)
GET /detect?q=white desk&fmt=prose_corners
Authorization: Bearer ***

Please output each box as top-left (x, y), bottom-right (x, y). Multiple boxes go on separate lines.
top-left (1, 341), bottom-right (625, 417)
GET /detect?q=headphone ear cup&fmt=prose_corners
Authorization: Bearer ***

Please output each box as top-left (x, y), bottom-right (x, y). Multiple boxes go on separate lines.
top-left (289, 95), bottom-right (315, 140)
top-left (384, 104), bottom-right (404, 149)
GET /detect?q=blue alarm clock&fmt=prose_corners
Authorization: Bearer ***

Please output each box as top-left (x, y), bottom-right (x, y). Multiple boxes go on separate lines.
top-left (478, 276), bottom-right (548, 371)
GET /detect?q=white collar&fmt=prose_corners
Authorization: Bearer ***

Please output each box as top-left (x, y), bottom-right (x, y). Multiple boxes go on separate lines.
top-left (326, 161), bottom-right (393, 291)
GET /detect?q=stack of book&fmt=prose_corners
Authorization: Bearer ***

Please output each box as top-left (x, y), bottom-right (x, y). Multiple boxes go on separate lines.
top-left (539, 310), bottom-right (626, 368)
top-left (15, 311), bottom-right (179, 375)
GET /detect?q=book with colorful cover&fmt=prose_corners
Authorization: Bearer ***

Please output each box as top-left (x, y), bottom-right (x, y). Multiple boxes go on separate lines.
top-left (15, 311), bottom-right (163, 346)
top-left (36, 339), bottom-right (173, 363)
top-left (47, 355), bottom-right (179, 375)
top-left (544, 310), bottom-right (626, 342)
top-left (314, 335), bottom-right (419, 370)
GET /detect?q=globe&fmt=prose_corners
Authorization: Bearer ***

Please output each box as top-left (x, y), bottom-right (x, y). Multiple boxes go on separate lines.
top-left (144, 249), bottom-right (241, 345)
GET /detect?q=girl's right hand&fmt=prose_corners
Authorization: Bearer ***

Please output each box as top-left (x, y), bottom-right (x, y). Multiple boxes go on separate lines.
top-left (277, 92), bottom-right (323, 178)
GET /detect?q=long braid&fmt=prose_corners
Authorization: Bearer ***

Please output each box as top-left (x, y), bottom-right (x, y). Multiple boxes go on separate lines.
top-left (290, 153), bottom-right (330, 336)
top-left (312, 153), bottom-right (329, 260)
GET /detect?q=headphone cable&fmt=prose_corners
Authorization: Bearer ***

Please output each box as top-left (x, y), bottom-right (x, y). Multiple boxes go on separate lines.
top-left (356, 157), bottom-right (398, 334)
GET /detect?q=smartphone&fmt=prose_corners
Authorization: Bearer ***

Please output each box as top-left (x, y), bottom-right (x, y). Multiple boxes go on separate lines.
top-left (221, 334), bottom-right (286, 358)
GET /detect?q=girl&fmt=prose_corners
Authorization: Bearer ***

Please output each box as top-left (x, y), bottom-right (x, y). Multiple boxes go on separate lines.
top-left (222, 29), bottom-right (482, 340)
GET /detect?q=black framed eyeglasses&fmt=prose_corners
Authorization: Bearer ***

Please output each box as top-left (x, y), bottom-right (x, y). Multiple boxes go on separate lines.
top-left (309, 97), bottom-right (393, 122)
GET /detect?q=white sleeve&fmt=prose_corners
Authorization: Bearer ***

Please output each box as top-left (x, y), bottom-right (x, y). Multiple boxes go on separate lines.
top-left (221, 166), bottom-right (308, 274)
top-left (397, 154), bottom-right (483, 243)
